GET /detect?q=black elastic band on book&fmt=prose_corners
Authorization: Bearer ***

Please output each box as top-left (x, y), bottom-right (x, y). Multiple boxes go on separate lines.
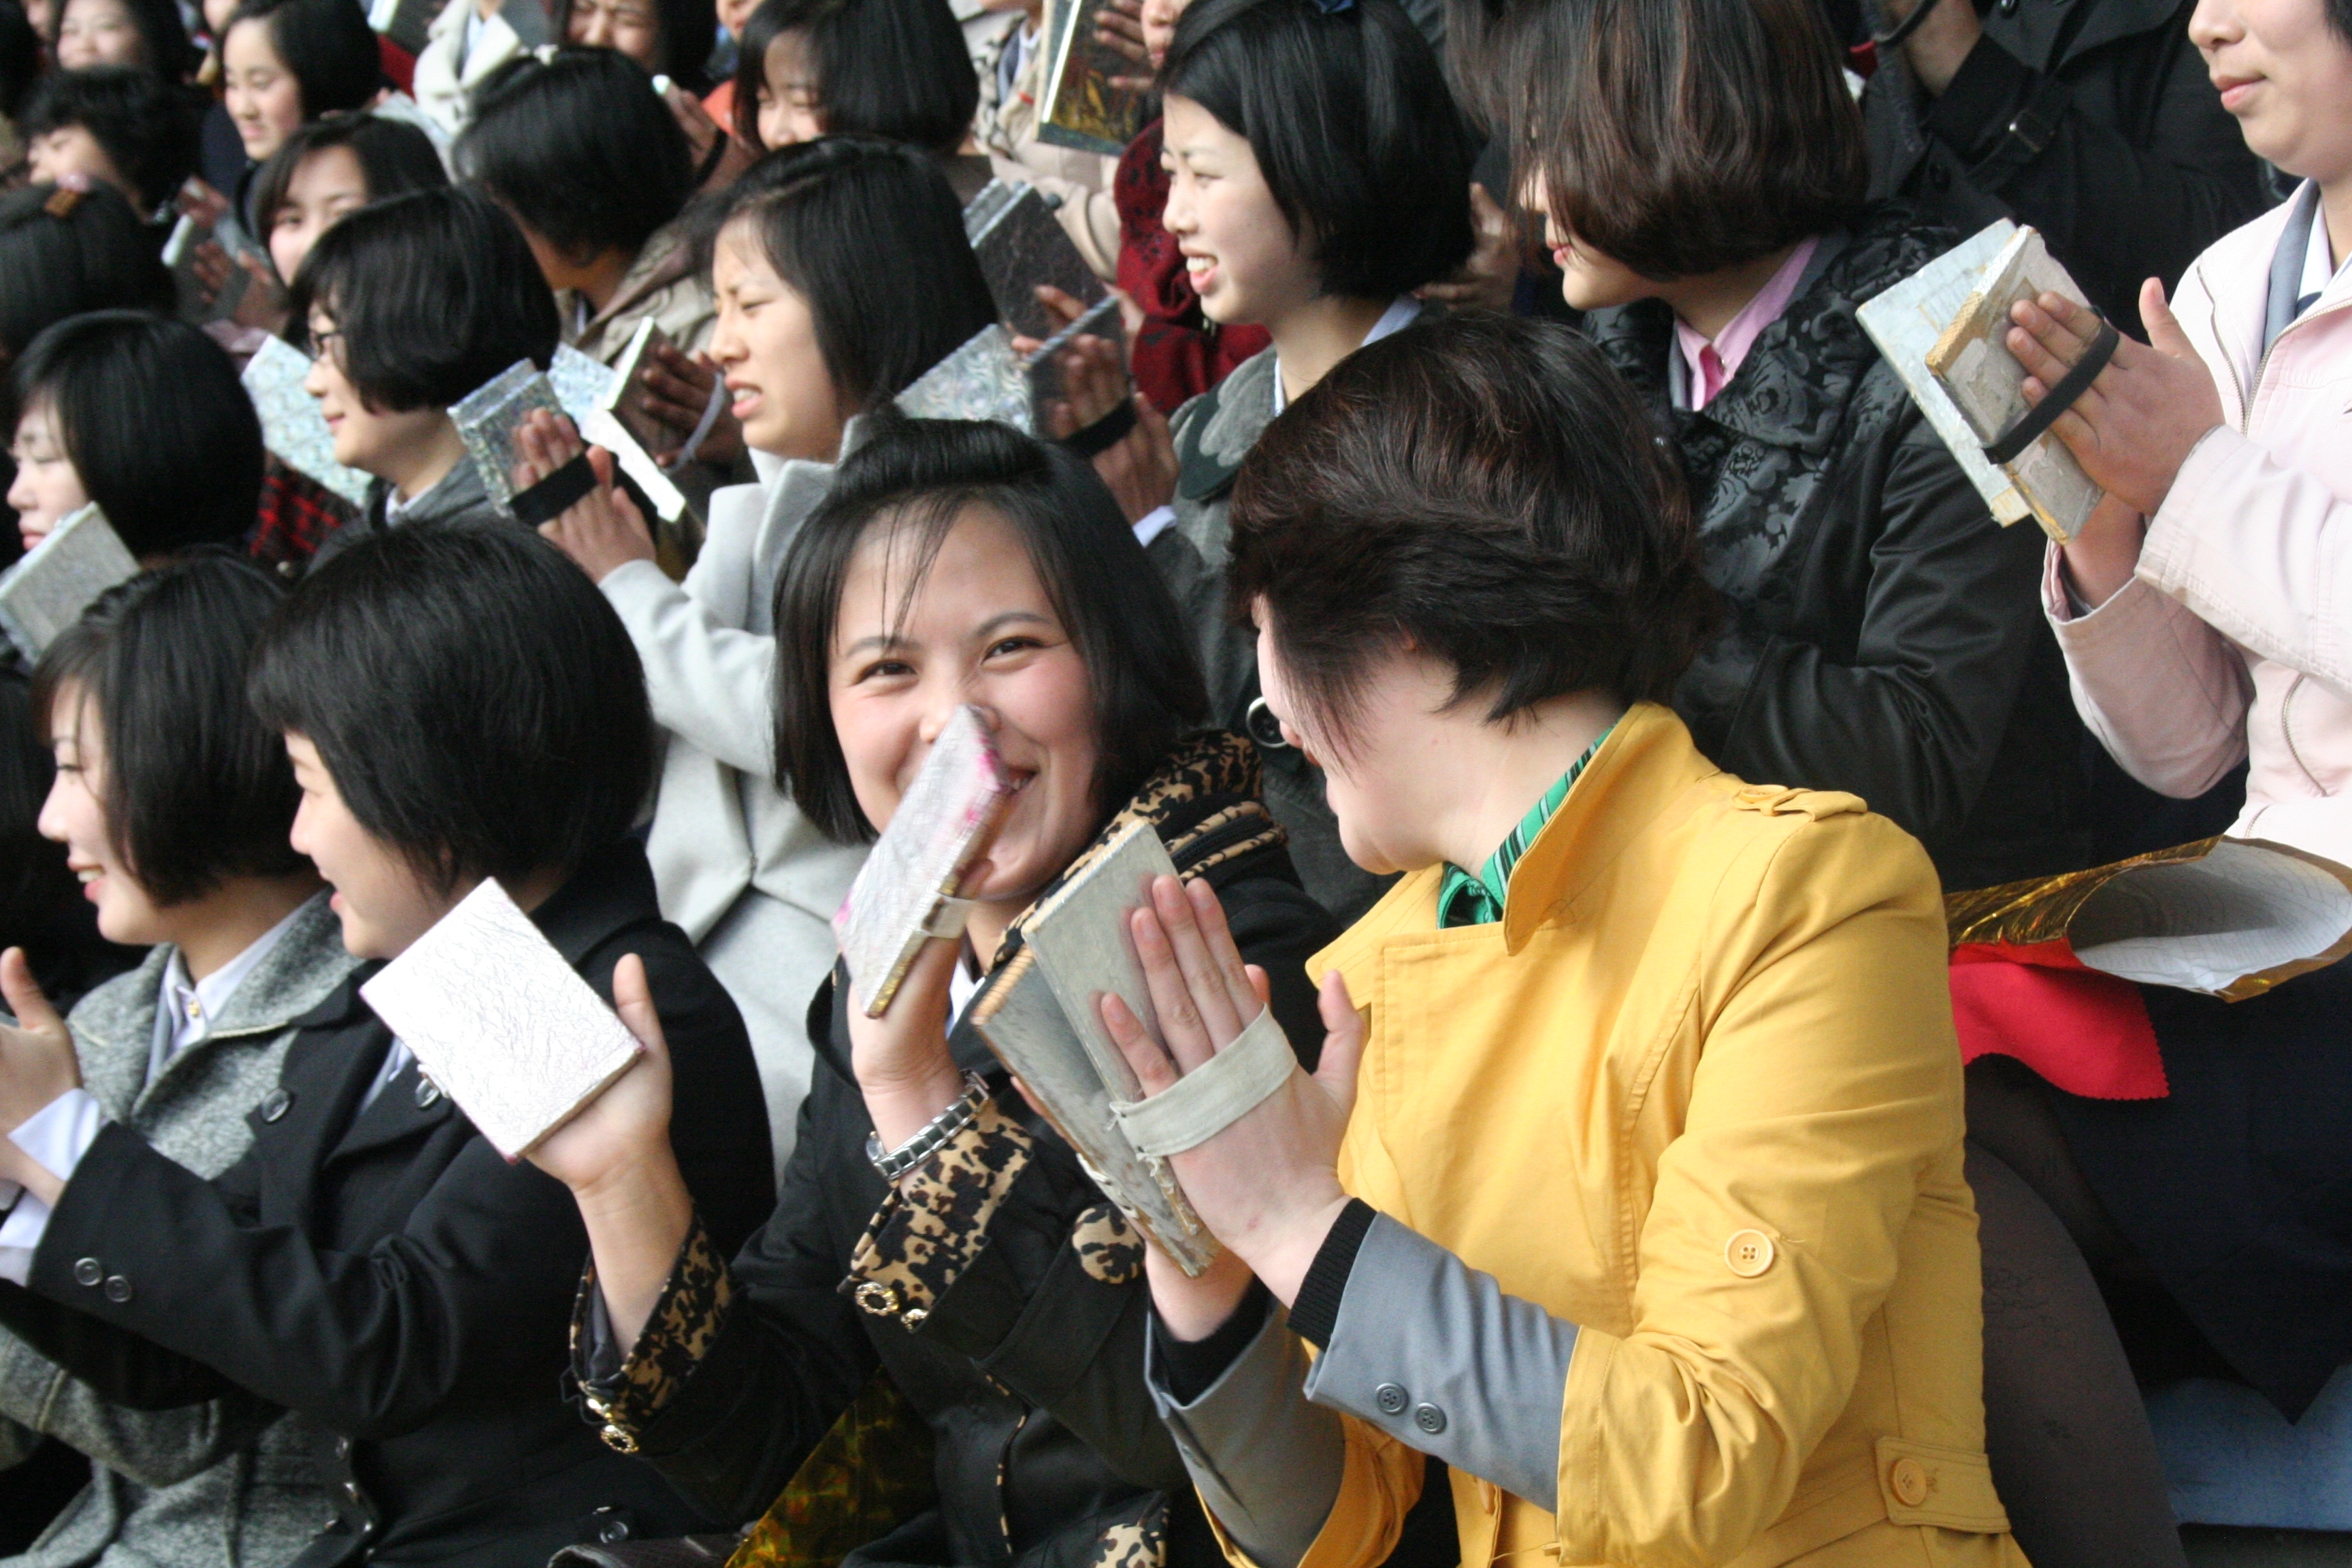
top-left (508, 451), bottom-right (598, 528)
top-left (1982, 313), bottom-right (2118, 466)
top-left (1290, 1197), bottom-right (1378, 1350)
top-left (1059, 397), bottom-right (1138, 459)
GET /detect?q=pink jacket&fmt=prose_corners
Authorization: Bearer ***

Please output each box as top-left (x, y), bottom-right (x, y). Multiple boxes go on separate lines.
top-left (2046, 184), bottom-right (2352, 867)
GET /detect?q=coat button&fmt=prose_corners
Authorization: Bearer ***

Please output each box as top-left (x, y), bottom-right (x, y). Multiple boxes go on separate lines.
top-left (1245, 698), bottom-right (1291, 750)
top-left (1414, 1403), bottom-right (1447, 1435)
top-left (413, 1076), bottom-right (442, 1110)
top-left (259, 1088), bottom-right (293, 1123)
top-left (1374, 1382), bottom-right (1408, 1415)
top-left (71, 1258), bottom-right (103, 1288)
top-left (597, 1518), bottom-right (631, 1544)
top-left (334, 1435), bottom-right (352, 1459)
top-left (1725, 1229), bottom-right (1775, 1277)
top-left (103, 1275), bottom-right (132, 1303)
top-left (1891, 1456), bottom-right (1931, 1507)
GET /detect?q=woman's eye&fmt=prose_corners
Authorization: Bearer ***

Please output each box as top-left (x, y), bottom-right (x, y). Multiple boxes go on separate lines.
top-left (987, 636), bottom-right (1042, 659)
top-left (854, 658), bottom-right (914, 683)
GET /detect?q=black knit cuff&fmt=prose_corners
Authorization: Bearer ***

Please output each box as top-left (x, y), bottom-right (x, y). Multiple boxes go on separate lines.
top-left (1152, 1277), bottom-right (1272, 1404)
top-left (1288, 1198), bottom-right (1376, 1349)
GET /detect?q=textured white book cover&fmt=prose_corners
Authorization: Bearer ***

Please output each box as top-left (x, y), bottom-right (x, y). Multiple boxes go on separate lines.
top-left (0, 505), bottom-right (138, 660)
top-left (359, 878), bottom-right (642, 1160)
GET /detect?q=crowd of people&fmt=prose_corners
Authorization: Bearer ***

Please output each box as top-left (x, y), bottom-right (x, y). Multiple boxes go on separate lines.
top-left (0, 0), bottom-right (2343, 1559)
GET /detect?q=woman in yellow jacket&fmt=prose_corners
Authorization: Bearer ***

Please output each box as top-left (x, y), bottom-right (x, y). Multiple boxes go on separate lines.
top-left (1094, 313), bottom-right (2033, 1568)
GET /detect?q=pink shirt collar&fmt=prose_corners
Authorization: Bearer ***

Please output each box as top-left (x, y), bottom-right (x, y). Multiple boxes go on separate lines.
top-left (1672, 238), bottom-right (1819, 412)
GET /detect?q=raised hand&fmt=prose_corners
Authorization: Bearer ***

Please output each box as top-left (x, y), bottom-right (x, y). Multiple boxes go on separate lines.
top-left (2007, 278), bottom-right (2224, 517)
top-left (1098, 877), bottom-right (1361, 1316)
top-left (512, 408), bottom-right (657, 583)
top-left (0, 948), bottom-right (82, 1204)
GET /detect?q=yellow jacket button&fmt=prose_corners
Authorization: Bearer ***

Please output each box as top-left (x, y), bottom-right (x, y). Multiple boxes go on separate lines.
top-left (1890, 1457), bottom-right (1931, 1507)
top-left (1724, 1229), bottom-right (1775, 1277)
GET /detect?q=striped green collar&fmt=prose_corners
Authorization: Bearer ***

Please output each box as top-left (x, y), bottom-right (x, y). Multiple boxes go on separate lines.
top-left (1435, 725), bottom-right (1614, 930)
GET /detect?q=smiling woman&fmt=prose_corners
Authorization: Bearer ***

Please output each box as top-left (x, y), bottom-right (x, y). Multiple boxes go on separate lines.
top-left (521, 415), bottom-right (1346, 1568)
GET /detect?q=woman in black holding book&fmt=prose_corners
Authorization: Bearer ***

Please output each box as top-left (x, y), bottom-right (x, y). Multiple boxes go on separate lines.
top-left (0, 525), bottom-right (774, 1565)
top-left (521, 419), bottom-right (1396, 1568)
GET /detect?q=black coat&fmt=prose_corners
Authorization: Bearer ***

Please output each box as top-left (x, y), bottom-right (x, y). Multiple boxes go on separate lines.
top-left (1586, 205), bottom-right (2089, 891)
top-left (0, 840), bottom-right (774, 1567)
top-left (1859, 0), bottom-right (2271, 335)
top-left (621, 738), bottom-right (1337, 1568)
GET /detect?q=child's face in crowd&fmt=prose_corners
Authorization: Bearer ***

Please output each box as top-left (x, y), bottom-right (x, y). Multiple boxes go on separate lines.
top-left (27, 125), bottom-right (134, 206)
top-left (708, 220), bottom-right (845, 460)
top-left (1160, 93), bottom-right (1316, 328)
top-left (284, 732), bottom-right (459, 959)
top-left (270, 145), bottom-right (371, 285)
top-left (303, 310), bottom-right (448, 479)
top-left (753, 31), bottom-right (823, 148)
top-left (1250, 599), bottom-right (1450, 878)
top-left (829, 506), bottom-right (1102, 912)
top-left (567, 0), bottom-right (662, 72)
top-left (54, 0), bottom-right (144, 69)
top-left (2191, 0), bottom-right (2352, 187)
top-left (37, 690), bottom-right (174, 947)
top-left (224, 18), bottom-right (307, 164)
top-left (7, 403), bottom-right (91, 553)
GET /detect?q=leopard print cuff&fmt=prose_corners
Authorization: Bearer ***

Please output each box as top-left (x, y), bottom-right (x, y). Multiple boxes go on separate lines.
top-left (846, 1098), bottom-right (1034, 1328)
top-left (575, 1213), bottom-right (734, 1452)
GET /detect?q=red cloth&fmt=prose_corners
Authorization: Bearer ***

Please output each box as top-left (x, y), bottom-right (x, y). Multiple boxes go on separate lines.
top-left (246, 457), bottom-right (355, 574)
top-left (378, 35), bottom-right (416, 95)
top-left (704, 78), bottom-right (737, 139)
top-left (1115, 119), bottom-right (1270, 414)
top-left (1948, 940), bottom-right (2168, 1100)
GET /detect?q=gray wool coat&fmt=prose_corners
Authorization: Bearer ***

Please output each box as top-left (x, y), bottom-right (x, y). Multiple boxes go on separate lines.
top-left (0, 894), bottom-right (357, 1568)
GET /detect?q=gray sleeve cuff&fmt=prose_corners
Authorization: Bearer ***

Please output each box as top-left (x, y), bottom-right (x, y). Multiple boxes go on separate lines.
top-left (1301, 1213), bottom-right (1573, 1511)
top-left (1147, 1304), bottom-right (1344, 1568)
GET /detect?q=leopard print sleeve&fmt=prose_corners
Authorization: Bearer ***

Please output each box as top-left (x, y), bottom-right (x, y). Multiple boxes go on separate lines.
top-left (574, 1212), bottom-right (736, 1452)
top-left (845, 1097), bottom-right (1035, 1328)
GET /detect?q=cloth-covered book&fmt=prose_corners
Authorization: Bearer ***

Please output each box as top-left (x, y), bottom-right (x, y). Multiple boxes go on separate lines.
top-left (1858, 221), bottom-right (2104, 542)
top-left (965, 180), bottom-right (1107, 340)
top-left (0, 506), bottom-right (138, 660)
top-left (359, 877), bottom-right (644, 1161)
top-left (1035, 0), bottom-right (1145, 156)
top-left (833, 705), bottom-right (1017, 1015)
top-left (970, 821), bottom-right (1222, 1274)
top-left (240, 336), bottom-right (374, 507)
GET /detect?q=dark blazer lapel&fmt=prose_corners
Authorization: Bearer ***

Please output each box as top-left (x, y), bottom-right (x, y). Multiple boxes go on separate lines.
top-left (266, 987), bottom-right (393, 1229)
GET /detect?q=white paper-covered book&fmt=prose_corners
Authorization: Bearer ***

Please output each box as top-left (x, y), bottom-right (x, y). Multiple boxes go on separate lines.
top-left (240, 336), bottom-right (372, 507)
top-left (0, 506), bottom-right (139, 660)
top-left (359, 878), bottom-right (643, 1160)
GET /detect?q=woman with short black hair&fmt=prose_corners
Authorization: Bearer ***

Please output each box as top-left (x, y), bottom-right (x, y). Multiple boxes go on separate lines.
top-left (517, 138), bottom-right (996, 1174)
top-left (0, 525), bottom-right (776, 1566)
top-left (7, 311), bottom-right (265, 559)
top-left (728, 0), bottom-right (978, 177)
top-left (1146, 0), bottom-right (1474, 923)
top-left (213, 0), bottom-right (383, 172)
top-left (459, 48), bottom-right (705, 365)
top-left (52, 0), bottom-right (194, 77)
top-left (249, 108), bottom-right (445, 287)
top-left (526, 414), bottom-right (1339, 1568)
top-left (287, 184), bottom-right (559, 537)
top-left (561, 0), bottom-right (717, 93)
top-left (3, 555), bottom-right (346, 1567)
top-left (19, 64), bottom-right (198, 213)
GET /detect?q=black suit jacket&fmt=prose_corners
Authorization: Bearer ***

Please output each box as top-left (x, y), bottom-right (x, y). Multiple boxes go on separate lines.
top-left (0, 840), bottom-right (774, 1566)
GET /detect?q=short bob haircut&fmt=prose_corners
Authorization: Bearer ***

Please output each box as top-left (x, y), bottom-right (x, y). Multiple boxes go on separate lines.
top-left (0, 183), bottom-right (174, 370)
top-left (1158, 0), bottom-right (1473, 301)
top-left (1452, 0), bottom-right (1865, 280)
top-left (729, 0), bottom-right (975, 156)
top-left (63, 0), bottom-right (197, 77)
top-left (246, 110), bottom-right (448, 244)
top-left (1228, 312), bottom-right (1717, 752)
top-left (249, 525), bottom-right (657, 891)
top-left (29, 554), bottom-right (309, 907)
top-left (19, 65), bottom-right (199, 212)
top-left (698, 138), bottom-right (995, 415)
top-left (218, 0), bottom-right (385, 122)
top-left (558, 0), bottom-right (717, 92)
top-left (773, 415), bottom-right (1209, 844)
top-left (459, 48), bottom-right (693, 264)
top-left (10, 311), bottom-right (265, 557)
top-left (287, 186), bottom-right (561, 413)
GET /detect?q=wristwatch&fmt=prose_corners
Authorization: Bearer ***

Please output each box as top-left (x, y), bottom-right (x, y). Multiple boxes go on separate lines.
top-left (866, 1071), bottom-right (993, 1181)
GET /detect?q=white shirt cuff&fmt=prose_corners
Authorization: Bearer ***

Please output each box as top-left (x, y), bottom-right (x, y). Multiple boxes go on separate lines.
top-left (1132, 506), bottom-right (1177, 548)
top-left (0, 1089), bottom-right (109, 1286)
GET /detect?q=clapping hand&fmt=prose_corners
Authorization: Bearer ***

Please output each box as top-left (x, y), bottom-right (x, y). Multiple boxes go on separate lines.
top-left (510, 408), bottom-right (658, 583)
top-left (0, 949), bottom-right (83, 1205)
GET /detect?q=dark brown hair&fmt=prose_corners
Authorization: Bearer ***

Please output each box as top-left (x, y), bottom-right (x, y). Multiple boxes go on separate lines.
top-left (1454, 0), bottom-right (1864, 280)
top-left (1228, 311), bottom-right (1716, 753)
